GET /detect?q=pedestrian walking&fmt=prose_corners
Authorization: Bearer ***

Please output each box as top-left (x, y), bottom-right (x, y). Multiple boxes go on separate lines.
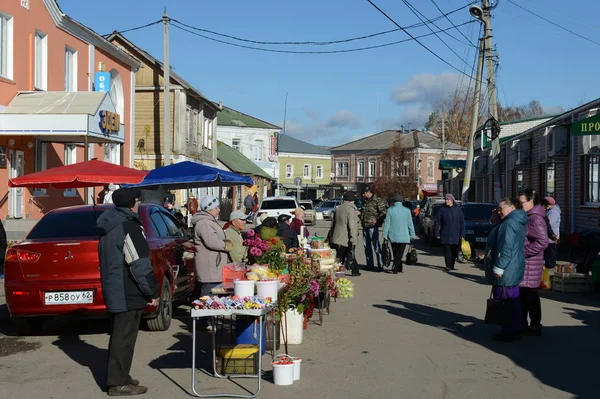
top-left (244, 192), bottom-right (254, 214)
top-left (435, 193), bottom-right (465, 271)
top-left (97, 188), bottom-right (159, 396)
top-left (360, 186), bottom-right (387, 271)
top-left (329, 191), bottom-right (361, 276)
top-left (484, 197), bottom-right (528, 342)
top-left (542, 196), bottom-right (561, 269)
top-left (382, 194), bottom-right (416, 274)
top-left (518, 189), bottom-right (549, 336)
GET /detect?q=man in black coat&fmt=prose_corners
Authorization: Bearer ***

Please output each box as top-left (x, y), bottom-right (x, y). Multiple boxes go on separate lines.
top-left (97, 188), bottom-right (159, 396)
top-left (277, 214), bottom-right (299, 250)
top-left (435, 193), bottom-right (465, 271)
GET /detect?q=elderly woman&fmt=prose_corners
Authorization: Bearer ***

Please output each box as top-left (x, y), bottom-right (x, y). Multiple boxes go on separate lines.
top-left (290, 207), bottom-right (309, 238)
top-left (518, 189), bottom-right (549, 336)
top-left (485, 197), bottom-right (528, 342)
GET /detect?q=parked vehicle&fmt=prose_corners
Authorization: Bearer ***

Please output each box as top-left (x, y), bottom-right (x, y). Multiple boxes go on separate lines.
top-left (256, 196), bottom-right (299, 225)
top-left (316, 199), bottom-right (342, 220)
top-left (462, 203), bottom-right (497, 246)
top-left (311, 198), bottom-right (323, 208)
top-left (419, 198), bottom-right (445, 235)
top-left (4, 204), bottom-right (195, 332)
top-left (298, 200), bottom-right (316, 226)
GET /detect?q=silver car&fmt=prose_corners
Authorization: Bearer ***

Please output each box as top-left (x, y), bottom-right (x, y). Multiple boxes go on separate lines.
top-left (316, 200), bottom-right (341, 220)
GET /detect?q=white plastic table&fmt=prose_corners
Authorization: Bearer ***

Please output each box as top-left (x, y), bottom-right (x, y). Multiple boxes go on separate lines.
top-left (190, 305), bottom-right (276, 398)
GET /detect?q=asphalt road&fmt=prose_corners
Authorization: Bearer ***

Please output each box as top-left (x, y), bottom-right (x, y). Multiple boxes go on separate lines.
top-left (1, 219), bottom-right (599, 398)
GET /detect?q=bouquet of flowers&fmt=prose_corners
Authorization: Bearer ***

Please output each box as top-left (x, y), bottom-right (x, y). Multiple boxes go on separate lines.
top-left (243, 231), bottom-right (287, 272)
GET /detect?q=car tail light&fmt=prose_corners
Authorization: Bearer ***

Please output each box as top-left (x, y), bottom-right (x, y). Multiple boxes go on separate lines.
top-left (6, 249), bottom-right (41, 263)
top-left (11, 291), bottom-right (30, 296)
top-left (290, 211), bottom-right (295, 215)
top-left (257, 212), bottom-right (264, 218)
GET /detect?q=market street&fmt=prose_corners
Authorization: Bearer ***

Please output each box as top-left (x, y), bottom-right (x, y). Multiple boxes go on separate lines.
top-left (1, 220), bottom-right (598, 399)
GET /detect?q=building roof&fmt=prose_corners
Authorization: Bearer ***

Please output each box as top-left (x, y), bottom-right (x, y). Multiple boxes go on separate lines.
top-left (330, 130), bottom-right (464, 153)
top-left (106, 32), bottom-right (218, 111)
top-left (3, 91), bottom-right (109, 115)
top-left (217, 106), bottom-right (280, 129)
top-left (278, 135), bottom-right (331, 155)
top-left (217, 141), bottom-right (273, 180)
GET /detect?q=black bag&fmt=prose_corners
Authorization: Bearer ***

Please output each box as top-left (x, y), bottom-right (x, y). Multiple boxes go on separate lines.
top-left (382, 241), bottom-right (392, 268)
top-left (484, 286), bottom-right (512, 325)
top-left (345, 246), bottom-right (358, 273)
top-left (405, 245), bottom-right (418, 265)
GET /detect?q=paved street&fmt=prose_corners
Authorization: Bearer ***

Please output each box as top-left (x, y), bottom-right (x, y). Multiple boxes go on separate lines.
top-left (1, 220), bottom-right (599, 399)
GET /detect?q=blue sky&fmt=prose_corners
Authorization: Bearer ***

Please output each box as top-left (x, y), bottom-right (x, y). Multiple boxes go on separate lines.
top-left (59, 0), bottom-right (600, 146)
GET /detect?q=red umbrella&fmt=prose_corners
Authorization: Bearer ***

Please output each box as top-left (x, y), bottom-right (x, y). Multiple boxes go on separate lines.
top-left (8, 159), bottom-right (148, 189)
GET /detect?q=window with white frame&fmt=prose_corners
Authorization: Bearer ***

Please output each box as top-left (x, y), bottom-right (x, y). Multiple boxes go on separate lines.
top-left (207, 118), bottom-right (213, 149)
top-left (254, 140), bottom-right (263, 161)
top-left (286, 164), bottom-right (293, 178)
top-left (232, 138), bottom-right (241, 151)
top-left (186, 106), bottom-right (198, 144)
top-left (34, 31), bottom-right (48, 90)
top-left (541, 162), bottom-right (555, 198)
top-left (336, 162), bottom-right (348, 177)
top-left (586, 154), bottom-right (600, 203)
top-left (316, 165), bottom-right (323, 179)
top-left (104, 143), bottom-right (120, 165)
top-left (303, 164), bottom-right (311, 178)
top-left (65, 47), bottom-right (77, 91)
top-left (203, 116), bottom-right (209, 148)
top-left (427, 159), bottom-right (435, 183)
top-left (401, 160), bottom-right (410, 177)
top-left (368, 160), bottom-right (375, 177)
top-left (64, 144), bottom-right (77, 197)
top-left (33, 141), bottom-right (47, 196)
top-left (357, 160), bottom-right (365, 177)
top-left (0, 13), bottom-right (14, 80)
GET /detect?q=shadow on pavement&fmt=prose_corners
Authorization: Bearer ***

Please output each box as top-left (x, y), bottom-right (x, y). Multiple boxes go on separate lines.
top-left (539, 290), bottom-right (600, 308)
top-left (374, 299), bottom-right (600, 399)
top-left (52, 335), bottom-right (107, 392)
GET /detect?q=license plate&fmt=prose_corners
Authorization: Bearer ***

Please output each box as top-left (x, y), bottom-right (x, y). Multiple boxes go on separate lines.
top-left (466, 230), bottom-right (475, 234)
top-left (44, 291), bottom-right (94, 305)
top-left (476, 237), bottom-right (488, 243)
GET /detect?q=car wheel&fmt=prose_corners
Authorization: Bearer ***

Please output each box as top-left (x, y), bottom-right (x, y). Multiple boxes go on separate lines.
top-left (145, 278), bottom-right (172, 332)
top-left (17, 317), bottom-right (45, 335)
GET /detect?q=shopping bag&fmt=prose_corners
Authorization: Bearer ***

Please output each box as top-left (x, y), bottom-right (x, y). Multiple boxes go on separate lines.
top-left (461, 238), bottom-right (472, 260)
top-left (484, 286), bottom-right (512, 325)
top-left (345, 246), bottom-right (358, 273)
top-left (381, 240), bottom-right (392, 268)
top-left (405, 245), bottom-right (418, 265)
top-left (540, 266), bottom-right (552, 290)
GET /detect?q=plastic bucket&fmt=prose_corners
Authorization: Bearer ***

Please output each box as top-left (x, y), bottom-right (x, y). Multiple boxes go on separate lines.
top-left (292, 357), bottom-right (302, 381)
top-left (235, 317), bottom-right (267, 355)
top-left (272, 355), bottom-right (294, 386)
top-left (234, 279), bottom-right (255, 297)
top-left (256, 280), bottom-right (279, 302)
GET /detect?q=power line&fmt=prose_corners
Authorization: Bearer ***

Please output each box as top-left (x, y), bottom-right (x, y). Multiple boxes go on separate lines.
top-left (171, 19), bottom-right (477, 55)
top-left (171, 3), bottom-right (472, 47)
top-left (429, 0), bottom-right (476, 46)
top-left (102, 20), bottom-right (162, 37)
top-left (507, 0), bottom-right (600, 47)
top-left (366, 0), bottom-right (481, 83)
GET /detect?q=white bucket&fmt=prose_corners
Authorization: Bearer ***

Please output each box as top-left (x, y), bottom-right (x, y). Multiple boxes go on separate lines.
top-left (292, 357), bottom-right (302, 381)
top-left (280, 308), bottom-right (303, 345)
top-left (256, 280), bottom-right (279, 302)
top-left (234, 279), bottom-right (255, 297)
top-left (272, 355), bottom-right (294, 386)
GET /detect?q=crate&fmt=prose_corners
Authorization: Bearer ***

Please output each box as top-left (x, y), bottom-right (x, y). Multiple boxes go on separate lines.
top-left (552, 272), bottom-right (590, 293)
top-left (216, 345), bottom-right (259, 375)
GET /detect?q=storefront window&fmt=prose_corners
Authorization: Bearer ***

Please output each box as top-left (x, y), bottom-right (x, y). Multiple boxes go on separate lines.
top-left (586, 154), bottom-right (600, 203)
top-left (541, 162), bottom-right (555, 198)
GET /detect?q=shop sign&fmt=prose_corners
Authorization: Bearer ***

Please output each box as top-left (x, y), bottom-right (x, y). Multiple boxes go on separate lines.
top-left (99, 110), bottom-right (121, 135)
top-left (572, 113), bottom-right (600, 136)
top-left (94, 72), bottom-right (111, 92)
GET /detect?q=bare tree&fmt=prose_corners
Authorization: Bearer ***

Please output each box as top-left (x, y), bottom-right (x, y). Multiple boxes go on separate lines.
top-left (372, 136), bottom-right (418, 201)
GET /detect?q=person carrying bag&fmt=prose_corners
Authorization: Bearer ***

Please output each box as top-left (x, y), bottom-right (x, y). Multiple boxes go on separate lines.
top-left (382, 194), bottom-right (415, 274)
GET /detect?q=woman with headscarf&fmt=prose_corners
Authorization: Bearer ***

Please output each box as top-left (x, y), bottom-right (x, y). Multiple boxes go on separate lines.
top-left (435, 193), bottom-right (465, 271)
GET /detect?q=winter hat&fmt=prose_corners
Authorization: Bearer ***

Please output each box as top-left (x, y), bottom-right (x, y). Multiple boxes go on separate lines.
top-left (444, 193), bottom-right (456, 202)
top-left (392, 194), bottom-right (404, 202)
top-left (545, 196), bottom-right (556, 206)
top-left (278, 214), bottom-right (292, 224)
top-left (343, 191), bottom-right (356, 201)
top-left (112, 188), bottom-right (142, 209)
top-left (200, 195), bottom-right (220, 212)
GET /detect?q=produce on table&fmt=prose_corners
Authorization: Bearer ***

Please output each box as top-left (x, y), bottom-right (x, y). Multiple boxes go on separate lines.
top-left (336, 278), bottom-right (354, 299)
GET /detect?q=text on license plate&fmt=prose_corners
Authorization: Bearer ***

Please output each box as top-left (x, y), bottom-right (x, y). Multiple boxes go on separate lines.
top-left (466, 230), bottom-right (475, 234)
top-left (476, 237), bottom-right (488, 243)
top-left (44, 291), bottom-right (93, 305)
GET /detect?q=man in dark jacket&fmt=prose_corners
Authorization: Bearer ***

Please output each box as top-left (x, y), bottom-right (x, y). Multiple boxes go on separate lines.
top-left (97, 188), bottom-right (159, 397)
top-left (435, 193), bottom-right (465, 271)
top-left (244, 193), bottom-right (254, 214)
top-left (277, 214), bottom-right (299, 249)
top-left (360, 186), bottom-right (387, 271)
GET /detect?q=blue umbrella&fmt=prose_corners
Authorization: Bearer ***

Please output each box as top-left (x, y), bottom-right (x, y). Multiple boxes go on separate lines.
top-left (127, 161), bottom-right (254, 190)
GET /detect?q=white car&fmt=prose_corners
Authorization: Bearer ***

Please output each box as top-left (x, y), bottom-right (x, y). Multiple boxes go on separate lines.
top-left (255, 196), bottom-right (299, 226)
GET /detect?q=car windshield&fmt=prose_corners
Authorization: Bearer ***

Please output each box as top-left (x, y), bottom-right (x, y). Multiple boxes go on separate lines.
top-left (300, 202), bottom-right (313, 210)
top-left (319, 201), bottom-right (338, 208)
top-left (28, 209), bottom-right (102, 239)
top-left (260, 200), bottom-right (297, 210)
top-left (462, 204), bottom-right (497, 220)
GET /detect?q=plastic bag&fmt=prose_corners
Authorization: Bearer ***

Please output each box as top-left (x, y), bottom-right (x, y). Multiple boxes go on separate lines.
top-left (461, 238), bottom-right (472, 260)
top-left (381, 241), bottom-right (392, 268)
top-left (405, 245), bottom-right (418, 265)
top-left (540, 266), bottom-right (552, 290)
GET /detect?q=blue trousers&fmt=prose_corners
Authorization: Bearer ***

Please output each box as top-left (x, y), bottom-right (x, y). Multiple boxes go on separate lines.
top-left (363, 227), bottom-right (383, 268)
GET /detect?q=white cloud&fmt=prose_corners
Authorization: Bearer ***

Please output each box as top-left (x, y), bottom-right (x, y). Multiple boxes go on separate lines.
top-left (325, 110), bottom-right (361, 129)
top-left (282, 109), bottom-right (362, 144)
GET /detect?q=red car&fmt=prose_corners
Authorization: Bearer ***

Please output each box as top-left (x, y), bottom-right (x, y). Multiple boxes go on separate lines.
top-left (4, 203), bottom-right (195, 332)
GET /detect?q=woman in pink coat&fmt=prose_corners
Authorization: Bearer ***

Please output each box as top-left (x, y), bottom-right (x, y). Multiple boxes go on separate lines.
top-left (518, 189), bottom-right (549, 336)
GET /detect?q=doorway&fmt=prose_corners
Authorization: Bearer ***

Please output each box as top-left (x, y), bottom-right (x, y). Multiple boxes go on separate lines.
top-left (9, 150), bottom-right (24, 218)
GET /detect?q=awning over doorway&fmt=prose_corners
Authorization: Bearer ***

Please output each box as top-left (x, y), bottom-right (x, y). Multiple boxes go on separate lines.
top-left (438, 159), bottom-right (466, 170)
top-left (0, 91), bottom-right (124, 144)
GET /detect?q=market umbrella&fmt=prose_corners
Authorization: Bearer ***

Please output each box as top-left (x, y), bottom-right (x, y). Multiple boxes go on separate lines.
top-left (7, 159), bottom-right (148, 189)
top-left (126, 161), bottom-right (254, 190)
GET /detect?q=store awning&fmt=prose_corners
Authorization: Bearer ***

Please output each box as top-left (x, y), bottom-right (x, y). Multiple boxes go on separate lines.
top-left (438, 159), bottom-right (466, 170)
top-left (217, 141), bottom-right (273, 180)
top-left (0, 91), bottom-right (124, 143)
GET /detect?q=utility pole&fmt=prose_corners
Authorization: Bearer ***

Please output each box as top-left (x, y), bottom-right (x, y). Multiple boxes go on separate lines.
top-left (482, 0), bottom-right (501, 201)
top-left (461, 38), bottom-right (485, 201)
top-left (163, 11), bottom-right (171, 166)
top-left (441, 114), bottom-right (447, 160)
